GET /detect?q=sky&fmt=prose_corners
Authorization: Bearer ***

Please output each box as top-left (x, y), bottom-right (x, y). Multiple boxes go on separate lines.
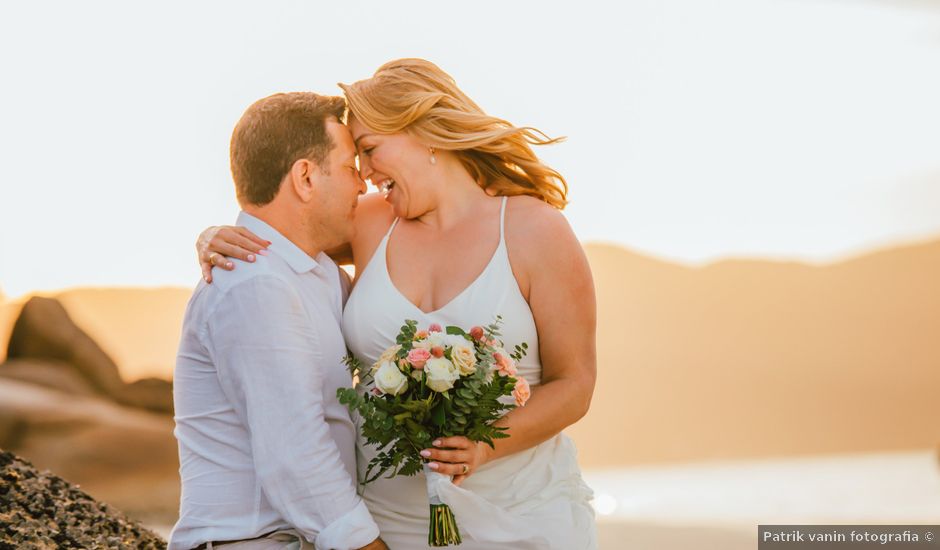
top-left (1, 0), bottom-right (939, 298)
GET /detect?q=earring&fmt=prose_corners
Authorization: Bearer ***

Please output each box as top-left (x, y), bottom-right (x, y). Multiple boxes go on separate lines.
top-left (429, 147), bottom-right (436, 165)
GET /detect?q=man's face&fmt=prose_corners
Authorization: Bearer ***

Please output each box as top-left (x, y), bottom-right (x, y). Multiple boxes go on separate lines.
top-left (310, 119), bottom-right (366, 247)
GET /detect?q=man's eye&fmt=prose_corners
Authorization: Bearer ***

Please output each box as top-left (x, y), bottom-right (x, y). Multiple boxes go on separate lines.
top-left (362, 147), bottom-right (374, 156)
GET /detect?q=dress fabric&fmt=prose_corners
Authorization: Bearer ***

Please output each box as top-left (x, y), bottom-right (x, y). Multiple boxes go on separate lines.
top-left (342, 197), bottom-right (597, 549)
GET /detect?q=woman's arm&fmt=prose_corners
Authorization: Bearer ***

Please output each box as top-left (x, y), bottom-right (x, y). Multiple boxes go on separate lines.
top-left (196, 194), bottom-right (391, 282)
top-left (196, 226), bottom-right (271, 283)
top-left (195, 227), bottom-right (354, 283)
top-left (424, 198), bottom-right (597, 483)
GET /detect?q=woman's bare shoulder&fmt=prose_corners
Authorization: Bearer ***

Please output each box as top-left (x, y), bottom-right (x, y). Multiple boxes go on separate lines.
top-left (504, 195), bottom-right (586, 297)
top-left (505, 195), bottom-right (577, 249)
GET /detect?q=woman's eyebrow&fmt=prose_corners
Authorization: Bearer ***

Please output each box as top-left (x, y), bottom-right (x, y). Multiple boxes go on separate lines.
top-left (354, 133), bottom-right (377, 147)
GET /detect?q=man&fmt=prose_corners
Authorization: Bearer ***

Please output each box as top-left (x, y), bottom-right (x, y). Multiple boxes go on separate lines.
top-left (169, 92), bottom-right (387, 550)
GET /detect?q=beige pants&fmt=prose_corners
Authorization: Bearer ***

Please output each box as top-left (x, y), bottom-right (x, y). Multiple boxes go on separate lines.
top-left (205, 529), bottom-right (315, 549)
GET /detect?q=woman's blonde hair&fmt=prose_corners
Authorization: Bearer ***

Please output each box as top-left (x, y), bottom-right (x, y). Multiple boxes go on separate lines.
top-left (339, 58), bottom-right (568, 209)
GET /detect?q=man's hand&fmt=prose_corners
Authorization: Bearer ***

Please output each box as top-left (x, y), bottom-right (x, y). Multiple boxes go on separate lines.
top-left (357, 536), bottom-right (389, 550)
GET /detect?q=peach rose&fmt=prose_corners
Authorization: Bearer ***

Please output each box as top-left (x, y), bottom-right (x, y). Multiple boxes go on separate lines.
top-left (415, 330), bottom-right (429, 340)
top-left (469, 326), bottom-right (485, 342)
top-left (512, 377), bottom-right (531, 407)
top-left (407, 348), bottom-right (431, 369)
top-left (493, 352), bottom-right (517, 377)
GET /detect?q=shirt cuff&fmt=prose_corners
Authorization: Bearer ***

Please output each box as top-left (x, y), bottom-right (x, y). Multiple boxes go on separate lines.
top-left (314, 498), bottom-right (380, 550)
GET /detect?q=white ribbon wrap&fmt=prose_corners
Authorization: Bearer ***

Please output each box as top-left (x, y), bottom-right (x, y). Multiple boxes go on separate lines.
top-left (423, 464), bottom-right (552, 549)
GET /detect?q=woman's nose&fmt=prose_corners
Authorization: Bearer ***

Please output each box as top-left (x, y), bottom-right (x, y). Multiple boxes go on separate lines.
top-left (358, 158), bottom-right (373, 181)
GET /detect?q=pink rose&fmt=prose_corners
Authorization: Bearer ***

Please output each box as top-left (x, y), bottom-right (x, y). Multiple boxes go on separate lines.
top-left (512, 377), bottom-right (531, 407)
top-left (494, 353), bottom-right (517, 377)
top-left (407, 348), bottom-right (431, 369)
top-left (428, 323), bottom-right (443, 333)
top-left (469, 326), bottom-right (485, 341)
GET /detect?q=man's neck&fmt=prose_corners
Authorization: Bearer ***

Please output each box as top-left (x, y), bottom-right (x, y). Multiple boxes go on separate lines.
top-left (243, 203), bottom-right (325, 259)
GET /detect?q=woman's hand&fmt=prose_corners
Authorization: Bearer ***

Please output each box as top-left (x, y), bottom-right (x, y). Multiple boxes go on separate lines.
top-left (196, 225), bottom-right (271, 283)
top-left (421, 436), bottom-right (493, 486)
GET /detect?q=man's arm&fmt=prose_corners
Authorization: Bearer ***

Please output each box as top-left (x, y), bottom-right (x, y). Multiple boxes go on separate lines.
top-left (205, 275), bottom-right (381, 550)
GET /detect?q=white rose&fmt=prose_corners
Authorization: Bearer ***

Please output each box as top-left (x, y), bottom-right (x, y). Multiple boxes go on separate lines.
top-left (424, 357), bottom-right (459, 392)
top-left (413, 339), bottom-right (431, 351)
top-left (427, 332), bottom-right (446, 348)
top-left (372, 345), bottom-right (402, 374)
top-left (444, 334), bottom-right (468, 347)
top-left (373, 360), bottom-right (408, 396)
top-left (450, 341), bottom-right (477, 375)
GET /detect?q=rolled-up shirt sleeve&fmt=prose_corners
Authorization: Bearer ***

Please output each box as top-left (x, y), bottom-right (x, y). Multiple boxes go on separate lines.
top-left (205, 275), bottom-right (379, 550)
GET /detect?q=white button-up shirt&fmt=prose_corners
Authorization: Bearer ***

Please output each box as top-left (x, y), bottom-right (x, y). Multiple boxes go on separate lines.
top-left (169, 212), bottom-right (377, 550)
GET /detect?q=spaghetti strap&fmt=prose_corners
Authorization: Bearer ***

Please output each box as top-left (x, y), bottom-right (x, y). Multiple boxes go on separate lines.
top-left (499, 196), bottom-right (507, 245)
top-left (385, 217), bottom-right (400, 240)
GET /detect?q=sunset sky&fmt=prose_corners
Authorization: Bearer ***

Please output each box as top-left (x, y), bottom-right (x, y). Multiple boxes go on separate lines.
top-left (2, 0), bottom-right (939, 298)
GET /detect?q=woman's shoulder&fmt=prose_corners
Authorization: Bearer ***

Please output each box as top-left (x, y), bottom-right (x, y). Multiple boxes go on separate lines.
top-left (505, 194), bottom-right (576, 247)
top-left (504, 195), bottom-right (585, 296)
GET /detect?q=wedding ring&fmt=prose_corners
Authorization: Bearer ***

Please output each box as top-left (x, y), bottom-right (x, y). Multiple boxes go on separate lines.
top-left (461, 464), bottom-right (469, 475)
top-left (208, 253), bottom-right (220, 264)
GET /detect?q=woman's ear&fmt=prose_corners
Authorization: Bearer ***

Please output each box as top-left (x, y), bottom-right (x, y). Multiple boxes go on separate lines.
top-left (290, 158), bottom-right (317, 202)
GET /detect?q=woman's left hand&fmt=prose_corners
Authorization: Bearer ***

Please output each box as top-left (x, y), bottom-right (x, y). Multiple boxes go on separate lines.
top-left (421, 436), bottom-right (493, 486)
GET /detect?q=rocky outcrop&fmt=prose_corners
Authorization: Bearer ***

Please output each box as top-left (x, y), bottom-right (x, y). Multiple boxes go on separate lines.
top-left (0, 376), bottom-right (180, 531)
top-left (4, 297), bottom-right (172, 414)
top-left (0, 448), bottom-right (166, 549)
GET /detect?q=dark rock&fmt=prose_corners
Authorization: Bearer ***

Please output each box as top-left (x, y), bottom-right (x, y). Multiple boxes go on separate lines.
top-left (0, 447), bottom-right (166, 549)
top-left (4, 297), bottom-right (172, 414)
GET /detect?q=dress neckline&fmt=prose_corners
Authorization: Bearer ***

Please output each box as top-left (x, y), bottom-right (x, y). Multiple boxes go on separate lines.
top-left (382, 197), bottom-right (507, 316)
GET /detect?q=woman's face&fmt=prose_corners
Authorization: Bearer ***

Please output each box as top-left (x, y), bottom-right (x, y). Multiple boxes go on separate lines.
top-left (348, 114), bottom-right (434, 219)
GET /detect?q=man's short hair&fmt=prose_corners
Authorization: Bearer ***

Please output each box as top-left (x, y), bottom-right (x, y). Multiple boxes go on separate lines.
top-left (230, 92), bottom-right (346, 206)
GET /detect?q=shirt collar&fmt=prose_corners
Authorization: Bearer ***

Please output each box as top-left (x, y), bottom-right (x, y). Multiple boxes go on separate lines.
top-left (236, 211), bottom-right (321, 274)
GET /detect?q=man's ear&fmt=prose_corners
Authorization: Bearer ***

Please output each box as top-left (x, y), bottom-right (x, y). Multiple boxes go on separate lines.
top-left (289, 158), bottom-right (318, 202)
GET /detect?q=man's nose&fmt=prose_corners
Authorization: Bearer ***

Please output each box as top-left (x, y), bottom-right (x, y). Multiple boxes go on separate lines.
top-left (356, 172), bottom-right (367, 195)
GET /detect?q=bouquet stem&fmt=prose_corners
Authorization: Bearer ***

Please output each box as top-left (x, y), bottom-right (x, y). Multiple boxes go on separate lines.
top-left (428, 503), bottom-right (462, 546)
top-left (425, 464), bottom-right (462, 546)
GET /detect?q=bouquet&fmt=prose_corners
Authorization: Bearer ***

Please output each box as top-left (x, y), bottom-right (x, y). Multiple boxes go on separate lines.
top-left (337, 316), bottom-right (530, 546)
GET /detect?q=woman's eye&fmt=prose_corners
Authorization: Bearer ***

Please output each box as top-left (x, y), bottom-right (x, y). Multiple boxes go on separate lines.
top-left (361, 147), bottom-right (374, 156)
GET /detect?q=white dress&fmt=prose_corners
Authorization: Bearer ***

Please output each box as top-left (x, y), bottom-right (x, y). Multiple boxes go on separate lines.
top-left (342, 197), bottom-right (597, 549)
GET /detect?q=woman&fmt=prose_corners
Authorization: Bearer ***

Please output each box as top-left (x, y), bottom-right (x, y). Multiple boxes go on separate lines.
top-left (198, 59), bottom-right (597, 549)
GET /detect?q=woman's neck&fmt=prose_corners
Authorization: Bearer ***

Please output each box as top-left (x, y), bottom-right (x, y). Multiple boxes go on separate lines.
top-left (413, 159), bottom-right (494, 231)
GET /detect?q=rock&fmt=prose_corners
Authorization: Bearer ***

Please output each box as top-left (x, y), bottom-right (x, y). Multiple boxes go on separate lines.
top-left (4, 297), bottom-right (172, 414)
top-left (0, 379), bottom-right (180, 527)
top-left (0, 447), bottom-right (166, 549)
top-left (0, 358), bottom-right (98, 397)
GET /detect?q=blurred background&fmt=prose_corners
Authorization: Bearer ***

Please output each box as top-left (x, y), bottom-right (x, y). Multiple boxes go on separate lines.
top-left (1, 1), bottom-right (939, 548)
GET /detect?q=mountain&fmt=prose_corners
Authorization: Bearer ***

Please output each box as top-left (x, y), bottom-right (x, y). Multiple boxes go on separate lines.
top-left (567, 238), bottom-right (940, 466)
